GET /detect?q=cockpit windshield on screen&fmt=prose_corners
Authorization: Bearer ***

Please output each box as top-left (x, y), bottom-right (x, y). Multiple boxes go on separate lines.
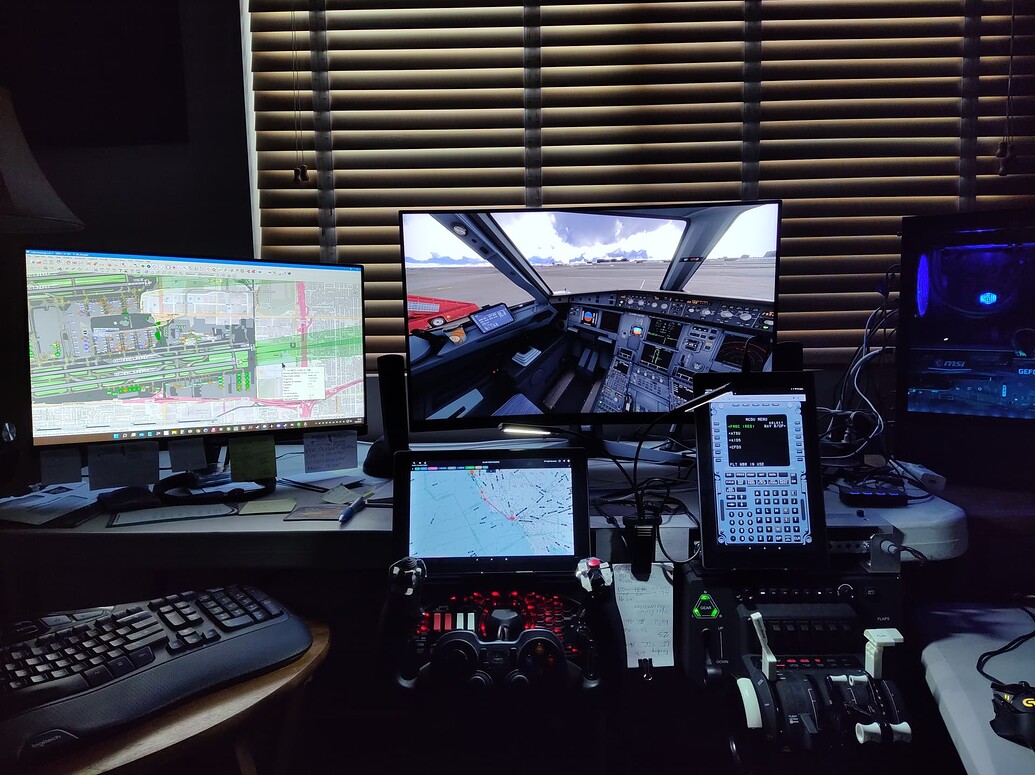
top-left (402, 201), bottom-right (780, 430)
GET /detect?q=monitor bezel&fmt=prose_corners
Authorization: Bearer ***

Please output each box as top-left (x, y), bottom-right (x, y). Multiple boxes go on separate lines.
top-left (22, 247), bottom-right (368, 448)
top-left (391, 446), bottom-right (591, 576)
top-left (400, 200), bottom-right (783, 436)
top-left (693, 370), bottom-right (829, 572)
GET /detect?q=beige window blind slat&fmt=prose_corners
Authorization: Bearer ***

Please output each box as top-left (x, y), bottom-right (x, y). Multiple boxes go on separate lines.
top-left (247, 1), bottom-right (1034, 370)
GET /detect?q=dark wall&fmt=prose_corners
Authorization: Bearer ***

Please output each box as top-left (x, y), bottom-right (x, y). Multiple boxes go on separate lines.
top-left (0, 0), bottom-right (254, 496)
top-left (0, 0), bottom-right (253, 258)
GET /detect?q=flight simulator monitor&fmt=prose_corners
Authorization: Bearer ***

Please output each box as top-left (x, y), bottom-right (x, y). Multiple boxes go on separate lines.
top-left (24, 249), bottom-right (366, 447)
top-left (895, 207), bottom-right (1035, 489)
top-left (402, 200), bottom-right (781, 432)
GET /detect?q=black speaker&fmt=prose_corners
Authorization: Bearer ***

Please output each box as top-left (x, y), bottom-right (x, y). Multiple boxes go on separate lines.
top-left (773, 340), bottom-right (804, 372)
top-left (363, 353), bottom-right (409, 478)
top-left (0, 240), bottom-right (39, 497)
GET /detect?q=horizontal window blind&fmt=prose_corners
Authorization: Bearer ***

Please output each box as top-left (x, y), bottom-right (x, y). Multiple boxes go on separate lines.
top-left (247, 0), bottom-right (1034, 370)
top-left (757, 0), bottom-right (1034, 364)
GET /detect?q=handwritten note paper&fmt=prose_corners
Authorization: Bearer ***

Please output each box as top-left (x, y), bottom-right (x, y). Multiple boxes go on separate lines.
top-left (167, 437), bottom-right (209, 473)
top-left (612, 563), bottom-right (673, 668)
top-left (87, 442), bottom-right (160, 490)
top-left (303, 430), bottom-right (358, 473)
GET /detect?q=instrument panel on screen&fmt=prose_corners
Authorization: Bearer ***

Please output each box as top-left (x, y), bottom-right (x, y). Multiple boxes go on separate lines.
top-left (565, 290), bottom-right (775, 414)
top-left (402, 201), bottom-right (781, 431)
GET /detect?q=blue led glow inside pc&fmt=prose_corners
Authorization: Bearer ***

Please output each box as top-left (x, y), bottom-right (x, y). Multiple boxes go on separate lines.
top-left (896, 207), bottom-right (1035, 489)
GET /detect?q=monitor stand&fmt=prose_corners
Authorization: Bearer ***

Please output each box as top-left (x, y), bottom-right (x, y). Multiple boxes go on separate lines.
top-left (362, 435), bottom-right (395, 478)
top-left (151, 469), bottom-right (276, 505)
top-left (151, 440), bottom-right (276, 505)
top-left (602, 437), bottom-right (686, 465)
top-left (577, 424), bottom-right (688, 465)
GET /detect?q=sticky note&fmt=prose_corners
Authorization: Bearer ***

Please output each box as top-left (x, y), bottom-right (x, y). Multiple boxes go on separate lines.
top-left (39, 447), bottom-right (84, 486)
top-left (87, 442), bottom-right (160, 490)
top-left (167, 437), bottom-right (209, 472)
top-left (228, 435), bottom-right (277, 481)
top-left (303, 430), bottom-right (358, 473)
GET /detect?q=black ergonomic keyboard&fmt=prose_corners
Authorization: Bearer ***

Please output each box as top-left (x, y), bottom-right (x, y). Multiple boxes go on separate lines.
top-left (0, 585), bottom-right (312, 766)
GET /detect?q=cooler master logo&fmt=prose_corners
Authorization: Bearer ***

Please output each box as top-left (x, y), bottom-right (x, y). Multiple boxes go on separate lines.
top-left (936, 360), bottom-right (967, 368)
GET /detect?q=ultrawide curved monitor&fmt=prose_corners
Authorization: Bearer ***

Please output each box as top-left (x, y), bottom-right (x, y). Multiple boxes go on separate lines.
top-left (24, 249), bottom-right (366, 446)
top-left (401, 201), bottom-right (781, 432)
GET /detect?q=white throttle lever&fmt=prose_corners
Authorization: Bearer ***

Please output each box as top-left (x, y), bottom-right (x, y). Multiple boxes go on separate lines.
top-left (856, 721), bottom-right (912, 744)
top-left (749, 611), bottom-right (777, 680)
top-left (863, 627), bottom-right (903, 680)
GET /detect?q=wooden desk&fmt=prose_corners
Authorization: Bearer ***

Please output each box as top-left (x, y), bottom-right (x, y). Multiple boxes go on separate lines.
top-left (25, 622), bottom-right (330, 775)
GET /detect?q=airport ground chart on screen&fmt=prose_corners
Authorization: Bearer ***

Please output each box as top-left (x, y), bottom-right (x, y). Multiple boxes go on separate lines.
top-left (408, 463), bottom-right (576, 559)
top-left (26, 251), bottom-right (365, 444)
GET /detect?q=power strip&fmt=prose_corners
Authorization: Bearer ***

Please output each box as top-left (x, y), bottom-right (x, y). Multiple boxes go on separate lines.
top-left (837, 485), bottom-right (909, 508)
top-left (828, 538), bottom-right (873, 555)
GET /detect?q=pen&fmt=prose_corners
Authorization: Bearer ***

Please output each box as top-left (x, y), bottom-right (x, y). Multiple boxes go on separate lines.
top-left (338, 495), bottom-right (369, 524)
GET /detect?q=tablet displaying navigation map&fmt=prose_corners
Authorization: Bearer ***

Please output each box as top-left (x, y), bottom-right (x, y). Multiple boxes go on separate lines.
top-left (392, 448), bottom-right (590, 575)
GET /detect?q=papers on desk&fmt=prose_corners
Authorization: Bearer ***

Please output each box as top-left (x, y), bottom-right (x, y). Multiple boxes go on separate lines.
top-left (0, 484), bottom-right (95, 526)
top-left (320, 480), bottom-right (368, 504)
top-left (284, 505), bottom-right (346, 522)
top-left (108, 503), bottom-right (237, 527)
top-left (239, 498), bottom-right (297, 515)
top-left (612, 563), bottom-right (674, 669)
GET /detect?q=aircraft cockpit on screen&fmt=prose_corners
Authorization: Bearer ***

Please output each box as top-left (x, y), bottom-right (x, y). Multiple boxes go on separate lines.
top-left (402, 201), bottom-right (780, 430)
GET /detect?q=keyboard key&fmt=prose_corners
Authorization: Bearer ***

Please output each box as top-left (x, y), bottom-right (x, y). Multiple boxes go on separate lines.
top-left (83, 665), bottom-right (113, 687)
top-left (217, 615), bottom-right (254, 631)
top-left (126, 625), bottom-right (163, 643)
top-left (161, 611), bottom-right (187, 629)
top-left (106, 656), bottom-right (134, 678)
top-left (0, 673), bottom-right (90, 717)
top-left (128, 647), bottom-right (155, 668)
top-left (40, 616), bottom-right (72, 628)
